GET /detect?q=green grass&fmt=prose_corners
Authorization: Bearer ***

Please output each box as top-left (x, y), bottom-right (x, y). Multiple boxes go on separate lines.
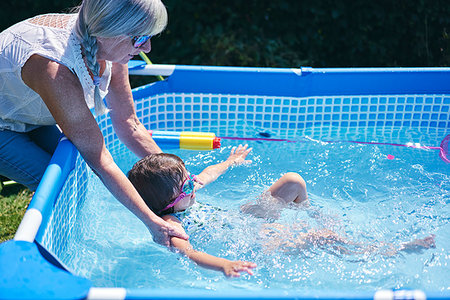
top-left (0, 183), bottom-right (32, 243)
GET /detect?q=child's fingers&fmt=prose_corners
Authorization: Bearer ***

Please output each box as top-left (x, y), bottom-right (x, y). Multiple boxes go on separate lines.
top-left (236, 267), bottom-right (254, 276)
top-left (230, 146), bottom-right (236, 155)
top-left (238, 265), bottom-right (255, 276)
top-left (235, 144), bottom-right (247, 153)
top-left (232, 262), bottom-right (257, 276)
top-left (231, 268), bottom-right (244, 277)
top-left (237, 147), bottom-right (252, 161)
top-left (242, 261), bottom-right (257, 268)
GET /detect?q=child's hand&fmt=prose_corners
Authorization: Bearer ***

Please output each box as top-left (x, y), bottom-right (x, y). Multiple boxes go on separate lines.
top-left (223, 260), bottom-right (257, 277)
top-left (227, 144), bottom-right (252, 166)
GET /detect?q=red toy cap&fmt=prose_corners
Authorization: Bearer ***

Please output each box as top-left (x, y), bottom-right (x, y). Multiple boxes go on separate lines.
top-left (213, 137), bottom-right (221, 149)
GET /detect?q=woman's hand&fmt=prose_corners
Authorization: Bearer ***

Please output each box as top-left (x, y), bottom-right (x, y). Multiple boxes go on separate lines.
top-left (147, 217), bottom-right (189, 247)
top-left (223, 260), bottom-right (257, 277)
top-left (226, 144), bottom-right (252, 166)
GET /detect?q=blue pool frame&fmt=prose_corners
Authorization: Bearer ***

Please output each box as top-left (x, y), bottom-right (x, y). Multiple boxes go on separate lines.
top-left (0, 63), bottom-right (449, 299)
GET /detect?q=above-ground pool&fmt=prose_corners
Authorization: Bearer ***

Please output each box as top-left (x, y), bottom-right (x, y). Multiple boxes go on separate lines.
top-left (1, 63), bottom-right (449, 299)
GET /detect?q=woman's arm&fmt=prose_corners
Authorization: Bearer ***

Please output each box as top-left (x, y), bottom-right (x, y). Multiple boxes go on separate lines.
top-left (106, 62), bottom-right (162, 157)
top-left (21, 55), bottom-right (186, 246)
top-left (163, 215), bottom-right (256, 277)
top-left (196, 144), bottom-right (252, 188)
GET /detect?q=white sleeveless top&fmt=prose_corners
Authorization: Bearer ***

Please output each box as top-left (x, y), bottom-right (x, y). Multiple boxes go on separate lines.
top-left (0, 14), bottom-right (112, 132)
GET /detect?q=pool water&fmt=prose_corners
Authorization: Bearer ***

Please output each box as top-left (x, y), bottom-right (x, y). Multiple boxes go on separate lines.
top-left (61, 125), bottom-right (449, 291)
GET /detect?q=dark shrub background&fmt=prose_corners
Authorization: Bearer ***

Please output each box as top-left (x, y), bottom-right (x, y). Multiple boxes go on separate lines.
top-left (1, 0), bottom-right (448, 68)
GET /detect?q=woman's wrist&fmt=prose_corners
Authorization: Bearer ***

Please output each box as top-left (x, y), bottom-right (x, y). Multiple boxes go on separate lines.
top-left (142, 210), bottom-right (164, 230)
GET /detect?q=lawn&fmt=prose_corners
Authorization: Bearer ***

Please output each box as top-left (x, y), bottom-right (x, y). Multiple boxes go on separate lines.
top-left (0, 183), bottom-right (32, 243)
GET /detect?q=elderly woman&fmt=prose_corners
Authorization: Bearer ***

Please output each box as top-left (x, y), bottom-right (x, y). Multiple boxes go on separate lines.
top-left (0, 0), bottom-right (188, 245)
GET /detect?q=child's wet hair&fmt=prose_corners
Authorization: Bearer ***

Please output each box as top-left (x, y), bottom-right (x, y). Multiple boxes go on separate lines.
top-left (127, 153), bottom-right (186, 216)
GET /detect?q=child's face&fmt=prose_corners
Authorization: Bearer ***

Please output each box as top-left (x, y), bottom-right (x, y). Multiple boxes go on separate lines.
top-left (173, 172), bottom-right (197, 212)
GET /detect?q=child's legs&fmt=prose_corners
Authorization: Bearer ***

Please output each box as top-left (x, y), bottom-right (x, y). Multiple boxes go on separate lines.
top-left (0, 126), bottom-right (61, 191)
top-left (268, 172), bottom-right (308, 204)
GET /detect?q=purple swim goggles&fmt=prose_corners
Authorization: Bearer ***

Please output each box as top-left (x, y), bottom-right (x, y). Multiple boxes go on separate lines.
top-left (163, 174), bottom-right (197, 210)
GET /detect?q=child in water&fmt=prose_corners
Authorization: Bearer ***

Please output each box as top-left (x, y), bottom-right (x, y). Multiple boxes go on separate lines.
top-left (128, 145), bottom-right (436, 277)
top-left (128, 144), bottom-right (309, 277)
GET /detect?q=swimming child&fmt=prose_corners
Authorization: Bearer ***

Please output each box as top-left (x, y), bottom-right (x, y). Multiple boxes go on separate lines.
top-left (127, 144), bottom-right (309, 277)
top-left (127, 144), bottom-right (436, 276)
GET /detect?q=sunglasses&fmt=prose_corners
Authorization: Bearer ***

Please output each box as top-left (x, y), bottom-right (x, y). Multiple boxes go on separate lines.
top-left (131, 35), bottom-right (151, 48)
top-left (163, 174), bottom-right (197, 210)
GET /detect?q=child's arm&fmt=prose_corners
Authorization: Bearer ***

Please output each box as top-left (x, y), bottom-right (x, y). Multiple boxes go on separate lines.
top-left (163, 215), bottom-right (256, 277)
top-left (196, 144), bottom-right (252, 188)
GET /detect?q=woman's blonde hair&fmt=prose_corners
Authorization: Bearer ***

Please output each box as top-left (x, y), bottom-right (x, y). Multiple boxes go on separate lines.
top-left (73, 0), bottom-right (168, 116)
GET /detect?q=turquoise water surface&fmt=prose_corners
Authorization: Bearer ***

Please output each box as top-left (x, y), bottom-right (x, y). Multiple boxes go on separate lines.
top-left (61, 125), bottom-right (449, 291)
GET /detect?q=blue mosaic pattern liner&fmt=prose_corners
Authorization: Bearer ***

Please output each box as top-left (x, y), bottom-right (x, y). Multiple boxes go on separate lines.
top-left (38, 155), bottom-right (89, 264)
top-left (133, 93), bottom-right (449, 131)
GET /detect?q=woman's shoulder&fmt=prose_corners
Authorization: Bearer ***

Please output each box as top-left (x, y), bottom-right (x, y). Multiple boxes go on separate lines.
top-left (26, 13), bottom-right (77, 31)
top-left (2, 13), bottom-right (78, 50)
top-left (3, 14), bottom-right (76, 34)
top-left (0, 13), bottom-right (79, 70)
